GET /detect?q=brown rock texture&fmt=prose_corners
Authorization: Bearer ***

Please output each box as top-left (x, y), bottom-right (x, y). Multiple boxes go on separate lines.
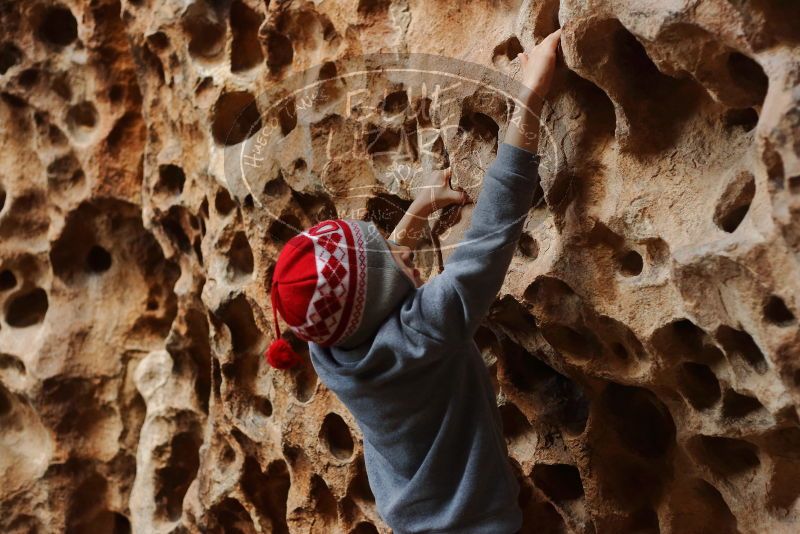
top-left (1, 0), bottom-right (799, 532)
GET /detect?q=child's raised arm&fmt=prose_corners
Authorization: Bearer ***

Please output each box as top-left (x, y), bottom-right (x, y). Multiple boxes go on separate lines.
top-left (400, 29), bottom-right (561, 345)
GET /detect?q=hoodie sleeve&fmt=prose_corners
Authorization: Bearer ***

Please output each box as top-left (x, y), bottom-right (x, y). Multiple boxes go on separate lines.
top-left (399, 142), bottom-right (540, 345)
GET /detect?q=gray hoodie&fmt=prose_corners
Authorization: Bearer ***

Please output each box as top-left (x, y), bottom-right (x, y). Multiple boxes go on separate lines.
top-left (310, 142), bottom-right (540, 534)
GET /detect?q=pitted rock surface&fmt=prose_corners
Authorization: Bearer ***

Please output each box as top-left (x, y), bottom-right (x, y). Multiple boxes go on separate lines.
top-left (0, 0), bottom-right (799, 532)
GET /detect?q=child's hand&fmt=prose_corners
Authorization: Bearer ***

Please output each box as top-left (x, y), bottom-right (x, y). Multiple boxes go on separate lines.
top-left (517, 28), bottom-right (562, 102)
top-left (415, 168), bottom-right (470, 211)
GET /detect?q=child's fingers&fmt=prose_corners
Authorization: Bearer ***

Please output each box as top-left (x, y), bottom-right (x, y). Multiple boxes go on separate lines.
top-left (544, 29), bottom-right (562, 51)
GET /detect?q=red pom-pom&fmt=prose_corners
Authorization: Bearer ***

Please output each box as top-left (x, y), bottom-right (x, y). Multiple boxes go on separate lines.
top-left (266, 338), bottom-right (301, 369)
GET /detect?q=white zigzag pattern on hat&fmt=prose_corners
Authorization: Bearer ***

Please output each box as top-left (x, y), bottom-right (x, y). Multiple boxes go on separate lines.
top-left (292, 221), bottom-right (366, 345)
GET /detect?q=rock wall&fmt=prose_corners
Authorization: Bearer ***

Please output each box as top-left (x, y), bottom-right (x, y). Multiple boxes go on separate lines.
top-left (1, 0), bottom-right (799, 532)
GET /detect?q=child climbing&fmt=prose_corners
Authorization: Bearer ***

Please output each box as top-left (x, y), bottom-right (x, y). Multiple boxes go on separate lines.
top-left (267, 28), bottom-right (561, 534)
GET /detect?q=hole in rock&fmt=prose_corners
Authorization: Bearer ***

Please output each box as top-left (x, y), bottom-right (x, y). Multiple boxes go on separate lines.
top-left (669, 479), bottom-right (738, 534)
top-left (2, 92), bottom-right (26, 108)
top-left (723, 107), bottom-right (758, 132)
top-left (112, 513), bottom-right (131, 533)
top-left (218, 294), bottom-right (262, 353)
top-left (71, 509), bottom-right (132, 534)
top-left (691, 435), bottom-right (760, 478)
top-left (147, 31), bottom-right (169, 50)
top-left (568, 71), bottom-right (617, 147)
top-left (365, 193), bottom-right (411, 234)
top-left (161, 206), bottom-right (192, 252)
top-left (767, 460), bottom-right (800, 512)
top-left (501, 341), bottom-right (589, 435)
top-left (365, 126), bottom-right (401, 155)
top-left (220, 443), bottom-right (235, 467)
top-left (763, 295), bottom-right (795, 326)
top-left (764, 428), bottom-right (800, 510)
top-left (66, 101), bottom-right (98, 132)
top-left (19, 68), bottom-right (39, 88)
top-left (492, 35), bottom-right (524, 64)
top-left (212, 357), bottom-right (222, 398)
top-left (532, 464), bottom-right (585, 504)
top-left (314, 61), bottom-right (341, 106)
top-left (211, 91), bottom-right (262, 146)
top-left (311, 474), bottom-right (338, 524)
top-left (611, 342), bottom-right (629, 360)
top-left (490, 295), bottom-right (538, 333)
top-left (541, 324), bottom-right (598, 360)
top-left (241, 457), bottom-right (290, 534)
top-left (605, 19), bottom-right (705, 153)
top-left (276, 98), bottom-right (296, 136)
top-left (0, 385), bottom-right (11, 417)
top-left (155, 429), bottom-right (202, 521)
top-left (0, 185), bottom-right (5, 212)
top-left (268, 214), bottom-right (301, 244)
top-left (789, 175), bottom-right (800, 194)
top-left (172, 308), bottom-right (212, 413)
top-left (288, 346), bottom-right (316, 402)
top-left (108, 84), bottom-right (125, 103)
top-left (0, 43), bottom-right (22, 75)
top-left (157, 164), bottom-right (186, 195)
top-left (714, 171), bottom-right (755, 233)
top-left (727, 52), bottom-right (768, 106)
top-left (5, 288), bottom-right (48, 327)
top-left (715, 325), bottom-right (767, 374)
top-left (348, 457), bottom-right (375, 503)
top-left (602, 383), bottom-right (675, 458)
top-left (266, 31), bottom-right (293, 74)
top-left (319, 61), bottom-right (337, 81)
top-left (678, 362), bottom-right (720, 410)
top-left (264, 172), bottom-right (289, 198)
top-left (230, 0), bottom-right (264, 72)
top-left (475, 326), bottom-right (500, 360)
top-left (183, 3), bottom-right (225, 60)
top-left (503, 343), bottom-right (554, 393)
top-left (458, 111), bottom-right (499, 144)
top-left (380, 90), bottom-right (409, 115)
top-left (254, 396), bottom-right (272, 417)
top-left (351, 523), bottom-right (379, 534)
top-left (86, 245), bottom-right (112, 273)
top-left (0, 353), bottom-right (25, 374)
top-left (651, 319), bottom-right (716, 363)
top-left (500, 403), bottom-right (532, 440)
top-left (192, 236), bottom-right (203, 262)
top-left (321, 412), bottom-right (354, 460)
top-left (194, 77), bottom-right (213, 97)
top-left (522, 275), bottom-right (579, 308)
top-left (618, 249), bottom-right (643, 276)
top-left (358, 0), bottom-right (390, 16)
top-left (228, 231), bottom-right (254, 277)
top-left (209, 498), bottom-right (256, 533)
top-left (36, 5), bottom-right (78, 47)
top-left (215, 188), bottom-right (236, 215)
top-left (0, 269), bottom-right (15, 290)
top-left (721, 389), bottom-right (764, 419)
top-left (518, 233), bottom-right (539, 258)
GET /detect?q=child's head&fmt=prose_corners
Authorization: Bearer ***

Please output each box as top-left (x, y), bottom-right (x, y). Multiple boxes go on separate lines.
top-left (266, 218), bottom-right (416, 368)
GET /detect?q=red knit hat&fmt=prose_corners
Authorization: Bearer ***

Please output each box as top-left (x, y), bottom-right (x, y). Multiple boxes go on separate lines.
top-left (266, 219), bottom-right (368, 369)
